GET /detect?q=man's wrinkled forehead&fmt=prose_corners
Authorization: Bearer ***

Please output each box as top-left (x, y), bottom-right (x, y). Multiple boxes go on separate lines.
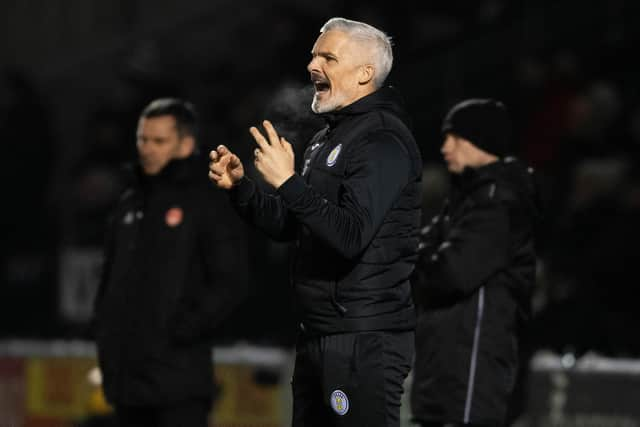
top-left (311, 30), bottom-right (358, 59)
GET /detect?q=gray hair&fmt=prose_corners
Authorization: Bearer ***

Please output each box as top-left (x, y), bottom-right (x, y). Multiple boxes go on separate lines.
top-left (320, 17), bottom-right (393, 88)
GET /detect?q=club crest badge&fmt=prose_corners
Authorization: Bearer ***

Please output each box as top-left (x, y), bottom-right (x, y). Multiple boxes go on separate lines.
top-left (326, 144), bottom-right (342, 167)
top-left (330, 389), bottom-right (349, 416)
top-left (165, 206), bottom-right (183, 227)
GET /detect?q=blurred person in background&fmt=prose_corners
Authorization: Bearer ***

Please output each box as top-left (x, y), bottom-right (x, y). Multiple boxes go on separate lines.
top-left (209, 17), bottom-right (422, 427)
top-left (410, 99), bottom-right (540, 427)
top-left (93, 98), bottom-right (247, 427)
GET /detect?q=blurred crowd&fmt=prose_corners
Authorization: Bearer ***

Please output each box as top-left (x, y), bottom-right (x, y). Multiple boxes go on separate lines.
top-left (0, 0), bottom-right (638, 357)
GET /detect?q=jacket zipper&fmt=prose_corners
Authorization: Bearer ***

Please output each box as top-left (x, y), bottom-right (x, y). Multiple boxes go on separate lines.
top-left (464, 285), bottom-right (485, 423)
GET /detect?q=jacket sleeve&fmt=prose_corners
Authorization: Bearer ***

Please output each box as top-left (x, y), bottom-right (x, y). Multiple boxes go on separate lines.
top-left (228, 175), bottom-right (297, 242)
top-left (417, 208), bottom-right (447, 259)
top-left (171, 190), bottom-right (249, 344)
top-left (276, 130), bottom-right (411, 259)
top-left (420, 195), bottom-right (510, 299)
top-left (412, 213), bottom-right (445, 309)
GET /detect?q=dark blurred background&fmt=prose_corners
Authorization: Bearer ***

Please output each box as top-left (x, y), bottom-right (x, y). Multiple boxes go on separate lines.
top-left (1, 0), bottom-right (639, 357)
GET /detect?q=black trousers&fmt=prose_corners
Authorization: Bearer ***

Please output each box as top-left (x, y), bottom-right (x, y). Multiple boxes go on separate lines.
top-left (292, 330), bottom-right (414, 427)
top-left (115, 400), bottom-right (210, 427)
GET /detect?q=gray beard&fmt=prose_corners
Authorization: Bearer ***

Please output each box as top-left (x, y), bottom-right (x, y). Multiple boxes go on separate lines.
top-left (311, 93), bottom-right (340, 114)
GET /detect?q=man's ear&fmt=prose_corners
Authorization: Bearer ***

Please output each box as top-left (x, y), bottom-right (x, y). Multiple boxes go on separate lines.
top-left (358, 64), bottom-right (375, 85)
top-left (178, 135), bottom-right (196, 158)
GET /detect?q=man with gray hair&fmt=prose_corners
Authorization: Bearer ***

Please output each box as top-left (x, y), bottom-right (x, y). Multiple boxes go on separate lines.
top-left (209, 17), bottom-right (422, 426)
top-left (310, 17), bottom-right (394, 111)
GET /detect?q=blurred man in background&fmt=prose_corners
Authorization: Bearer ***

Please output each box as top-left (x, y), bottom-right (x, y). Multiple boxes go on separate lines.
top-left (93, 98), bottom-right (247, 427)
top-left (209, 17), bottom-right (422, 427)
top-left (410, 99), bottom-right (539, 427)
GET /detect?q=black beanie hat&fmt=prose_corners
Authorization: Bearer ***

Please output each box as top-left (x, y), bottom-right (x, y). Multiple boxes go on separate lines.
top-left (441, 98), bottom-right (512, 157)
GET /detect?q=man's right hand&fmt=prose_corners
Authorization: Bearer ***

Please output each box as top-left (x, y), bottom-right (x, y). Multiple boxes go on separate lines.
top-left (209, 145), bottom-right (245, 190)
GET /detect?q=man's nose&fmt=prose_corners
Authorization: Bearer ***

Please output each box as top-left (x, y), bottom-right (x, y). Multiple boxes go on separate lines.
top-left (307, 57), bottom-right (319, 73)
top-left (441, 138), bottom-right (453, 153)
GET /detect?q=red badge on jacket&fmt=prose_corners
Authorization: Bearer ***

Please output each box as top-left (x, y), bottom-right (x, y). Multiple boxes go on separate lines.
top-left (165, 207), bottom-right (183, 227)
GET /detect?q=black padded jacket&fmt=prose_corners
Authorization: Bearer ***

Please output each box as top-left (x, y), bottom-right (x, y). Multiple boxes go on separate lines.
top-left (230, 87), bottom-right (422, 335)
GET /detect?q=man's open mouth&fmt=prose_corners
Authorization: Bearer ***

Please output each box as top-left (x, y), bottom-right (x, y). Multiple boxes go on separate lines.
top-left (311, 76), bottom-right (330, 94)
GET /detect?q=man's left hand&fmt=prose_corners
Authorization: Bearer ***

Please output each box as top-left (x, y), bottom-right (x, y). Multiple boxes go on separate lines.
top-left (249, 120), bottom-right (295, 189)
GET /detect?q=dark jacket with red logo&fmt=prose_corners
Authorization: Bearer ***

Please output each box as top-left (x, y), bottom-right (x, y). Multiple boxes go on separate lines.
top-left (230, 87), bottom-right (422, 335)
top-left (94, 155), bottom-right (247, 406)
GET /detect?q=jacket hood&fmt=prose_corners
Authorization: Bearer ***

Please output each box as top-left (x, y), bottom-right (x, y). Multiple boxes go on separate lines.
top-left (320, 86), bottom-right (412, 129)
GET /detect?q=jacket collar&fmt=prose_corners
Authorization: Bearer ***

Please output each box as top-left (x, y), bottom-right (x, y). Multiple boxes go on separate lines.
top-left (126, 156), bottom-right (197, 190)
top-left (319, 86), bottom-right (410, 129)
top-left (451, 160), bottom-right (504, 194)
